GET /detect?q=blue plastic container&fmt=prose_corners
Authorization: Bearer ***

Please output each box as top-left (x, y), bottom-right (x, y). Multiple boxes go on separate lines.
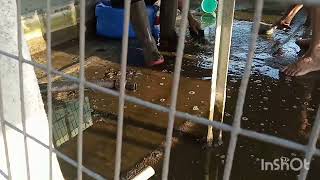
top-left (95, 1), bottom-right (159, 39)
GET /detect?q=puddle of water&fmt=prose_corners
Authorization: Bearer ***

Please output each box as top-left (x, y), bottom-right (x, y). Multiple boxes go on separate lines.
top-left (32, 5), bottom-right (320, 180)
top-left (167, 72), bottom-right (320, 180)
top-left (138, 12), bottom-right (320, 180)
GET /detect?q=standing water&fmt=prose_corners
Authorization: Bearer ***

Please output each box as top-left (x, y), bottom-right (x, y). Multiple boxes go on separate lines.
top-left (31, 2), bottom-right (320, 180)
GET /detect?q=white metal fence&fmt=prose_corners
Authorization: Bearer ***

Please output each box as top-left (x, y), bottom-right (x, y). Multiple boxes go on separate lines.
top-left (1, 0), bottom-right (320, 180)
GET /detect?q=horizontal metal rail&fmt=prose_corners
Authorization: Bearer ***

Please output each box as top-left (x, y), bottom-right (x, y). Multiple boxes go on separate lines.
top-left (1, 51), bottom-right (320, 159)
top-left (2, 120), bottom-right (106, 180)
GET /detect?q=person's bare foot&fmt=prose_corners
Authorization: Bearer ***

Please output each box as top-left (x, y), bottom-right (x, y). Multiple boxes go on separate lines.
top-left (283, 46), bottom-right (320, 76)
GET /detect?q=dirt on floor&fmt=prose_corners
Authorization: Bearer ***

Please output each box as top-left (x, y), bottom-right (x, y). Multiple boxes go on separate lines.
top-left (28, 2), bottom-right (320, 180)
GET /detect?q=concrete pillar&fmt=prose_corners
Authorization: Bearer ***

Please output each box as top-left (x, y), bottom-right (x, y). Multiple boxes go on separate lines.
top-left (0, 0), bottom-right (64, 179)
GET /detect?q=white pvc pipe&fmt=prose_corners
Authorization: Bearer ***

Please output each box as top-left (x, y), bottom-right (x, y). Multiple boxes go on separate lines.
top-left (0, 0), bottom-right (64, 179)
top-left (132, 166), bottom-right (155, 180)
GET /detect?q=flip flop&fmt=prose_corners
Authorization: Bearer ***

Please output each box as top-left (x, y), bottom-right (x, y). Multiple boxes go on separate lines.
top-left (145, 56), bottom-right (165, 67)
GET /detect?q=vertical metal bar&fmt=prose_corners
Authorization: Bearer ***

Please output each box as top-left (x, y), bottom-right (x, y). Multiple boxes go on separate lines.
top-left (77, 0), bottom-right (86, 178)
top-left (223, 1), bottom-right (264, 180)
top-left (114, 0), bottom-right (131, 179)
top-left (0, 77), bottom-right (12, 180)
top-left (16, 0), bottom-right (31, 178)
top-left (2, 117), bottom-right (106, 180)
top-left (161, 0), bottom-right (190, 179)
top-left (46, 0), bottom-right (53, 178)
top-left (298, 107), bottom-right (320, 180)
top-left (207, 0), bottom-right (236, 145)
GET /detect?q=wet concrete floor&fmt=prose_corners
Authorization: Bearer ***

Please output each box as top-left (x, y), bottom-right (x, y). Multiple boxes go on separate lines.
top-left (31, 3), bottom-right (320, 180)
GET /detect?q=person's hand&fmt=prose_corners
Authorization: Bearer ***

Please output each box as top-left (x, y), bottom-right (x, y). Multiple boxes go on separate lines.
top-left (274, 20), bottom-right (291, 31)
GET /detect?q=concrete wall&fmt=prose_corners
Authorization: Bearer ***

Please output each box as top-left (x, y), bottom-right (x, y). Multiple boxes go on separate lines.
top-left (0, 0), bottom-right (64, 179)
top-left (22, 0), bottom-right (99, 54)
top-left (22, 0), bottom-right (76, 15)
top-left (22, 0), bottom-right (98, 20)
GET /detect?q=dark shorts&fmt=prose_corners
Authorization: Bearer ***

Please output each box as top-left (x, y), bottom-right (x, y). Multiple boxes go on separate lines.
top-left (111, 0), bottom-right (157, 8)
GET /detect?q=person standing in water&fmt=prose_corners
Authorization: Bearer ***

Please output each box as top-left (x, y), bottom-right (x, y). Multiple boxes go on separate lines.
top-left (283, 7), bottom-right (320, 76)
top-left (111, 0), bottom-right (164, 66)
top-left (160, 0), bottom-right (202, 51)
top-left (110, 0), bottom-right (201, 66)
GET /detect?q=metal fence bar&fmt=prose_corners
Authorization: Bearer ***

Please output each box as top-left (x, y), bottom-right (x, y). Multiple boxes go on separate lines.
top-left (208, 0), bottom-right (236, 145)
top-left (46, 0), bottom-right (53, 178)
top-left (2, 120), bottom-right (106, 180)
top-left (207, 0), bottom-right (223, 145)
top-left (266, 0), bottom-right (320, 5)
top-left (298, 107), bottom-right (320, 180)
top-left (3, 79), bottom-right (320, 157)
top-left (223, 0), bottom-right (264, 180)
top-left (114, 0), bottom-right (131, 179)
top-left (16, 0), bottom-right (31, 178)
top-left (0, 76), bottom-right (12, 180)
top-left (1, 0), bottom-right (320, 179)
top-left (0, 168), bottom-right (8, 179)
top-left (77, 0), bottom-right (86, 178)
top-left (162, 0), bottom-right (190, 179)
top-left (2, 50), bottom-right (320, 158)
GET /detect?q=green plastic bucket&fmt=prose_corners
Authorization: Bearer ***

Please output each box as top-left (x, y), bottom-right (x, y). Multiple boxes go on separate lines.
top-left (201, 12), bottom-right (216, 28)
top-left (201, 0), bottom-right (218, 14)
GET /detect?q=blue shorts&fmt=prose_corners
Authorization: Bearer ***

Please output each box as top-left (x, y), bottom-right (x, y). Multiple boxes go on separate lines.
top-left (111, 0), bottom-right (157, 8)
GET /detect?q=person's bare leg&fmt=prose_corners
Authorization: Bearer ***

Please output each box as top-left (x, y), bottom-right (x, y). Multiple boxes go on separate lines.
top-left (283, 7), bottom-right (320, 76)
top-left (160, 0), bottom-right (178, 51)
top-left (295, 9), bottom-right (312, 50)
top-left (305, 9), bottom-right (312, 26)
top-left (130, 0), bottom-right (164, 66)
top-left (296, 38), bottom-right (311, 50)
